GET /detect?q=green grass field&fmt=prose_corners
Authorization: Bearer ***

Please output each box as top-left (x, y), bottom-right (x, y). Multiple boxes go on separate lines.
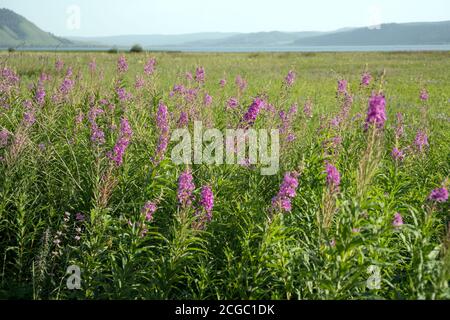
top-left (0, 51), bottom-right (449, 299)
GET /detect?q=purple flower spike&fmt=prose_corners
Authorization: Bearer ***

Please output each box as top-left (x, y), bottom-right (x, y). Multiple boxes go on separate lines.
top-left (117, 55), bottom-right (128, 73)
top-left (365, 93), bottom-right (387, 129)
top-left (271, 172), bottom-right (299, 213)
top-left (428, 187), bottom-right (448, 203)
top-left (393, 213), bottom-right (403, 228)
top-left (284, 70), bottom-right (296, 87)
top-left (142, 201), bottom-right (158, 222)
top-left (199, 185), bottom-right (214, 221)
top-left (177, 169), bottom-right (195, 208)
top-left (361, 72), bottom-right (372, 86)
top-left (325, 163), bottom-right (341, 189)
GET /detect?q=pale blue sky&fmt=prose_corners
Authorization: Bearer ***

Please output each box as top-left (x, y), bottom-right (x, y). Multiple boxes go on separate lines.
top-left (1, 0), bottom-right (449, 37)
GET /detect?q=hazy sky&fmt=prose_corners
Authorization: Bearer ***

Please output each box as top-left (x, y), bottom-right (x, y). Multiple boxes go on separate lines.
top-left (1, 0), bottom-right (449, 37)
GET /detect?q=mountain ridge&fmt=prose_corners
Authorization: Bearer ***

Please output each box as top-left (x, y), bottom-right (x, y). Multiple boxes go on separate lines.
top-left (1, 8), bottom-right (450, 49)
top-left (291, 20), bottom-right (450, 46)
top-left (70, 21), bottom-right (450, 48)
top-left (0, 8), bottom-right (73, 47)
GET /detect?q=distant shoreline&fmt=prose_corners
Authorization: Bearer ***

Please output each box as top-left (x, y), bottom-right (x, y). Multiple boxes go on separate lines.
top-left (2, 44), bottom-right (450, 53)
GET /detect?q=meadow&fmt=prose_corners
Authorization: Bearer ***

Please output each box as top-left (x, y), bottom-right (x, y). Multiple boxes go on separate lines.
top-left (0, 50), bottom-right (449, 299)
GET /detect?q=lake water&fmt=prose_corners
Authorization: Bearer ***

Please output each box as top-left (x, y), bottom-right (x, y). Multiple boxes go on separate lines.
top-left (6, 45), bottom-right (450, 52)
top-left (148, 45), bottom-right (450, 52)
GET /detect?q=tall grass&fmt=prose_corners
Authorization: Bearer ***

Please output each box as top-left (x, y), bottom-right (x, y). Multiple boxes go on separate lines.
top-left (0, 51), bottom-right (449, 299)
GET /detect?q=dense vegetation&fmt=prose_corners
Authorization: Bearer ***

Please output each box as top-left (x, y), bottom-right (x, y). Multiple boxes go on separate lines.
top-left (0, 51), bottom-right (449, 299)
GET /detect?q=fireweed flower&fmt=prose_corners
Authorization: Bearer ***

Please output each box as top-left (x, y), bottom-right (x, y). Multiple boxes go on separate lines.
top-left (39, 73), bottom-right (49, 82)
top-left (428, 187), bottom-right (448, 203)
top-left (99, 99), bottom-right (109, 107)
top-left (204, 93), bottom-right (213, 106)
top-left (235, 75), bottom-right (247, 92)
top-left (23, 110), bottom-right (36, 127)
top-left (332, 136), bottom-right (343, 146)
top-left (153, 102), bottom-right (170, 164)
top-left (420, 89), bottom-right (429, 101)
top-left (117, 55), bottom-right (128, 73)
top-left (278, 111), bottom-right (289, 132)
top-left (89, 59), bottom-right (97, 72)
top-left (330, 117), bottom-right (341, 128)
top-left (289, 104), bottom-right (297, 115)
top-left (144, 58), bottom-right (156, 75)
top-left (227, 97), bottom-right (238, 109)
top-left (195, 67), bottom-right (205, 83)
top-left (0, 129), bottom-right (9, 147)
top-left (337, 93), bottom-right (353, 126)
top-left (279, 104), bottom-right (297, 140)
top-left (55, 59), bottom-right (64, 72)
top-left (35, 83), bottom-right (46, 106)
top-left (135, 76), bottom-right (145, 89)
top-left (116, 86), bottom-right (132, 102)
top-left (391, 147), bottom-right (405, 162)
top-left (361, 72), bottom-right (372, 86)
top-left (219, 79), bottom-right (227, 87)
top-left (156, 102), bottom-right (169, 132)
top-left (177, 111), bottom-right (188, 127)
top-left (183, 72), bottom-right (192, 82)
top-left (108, 117), bottom-right (133, 166)
top-left (325, 163), bottom-right (341, 190)
top-left (91, 124), bottom-right (105, 145)
top-left (303, 100), bottom-right (313, 118)
top-left (75, 212), bottom-right (85, 222)
top-left (414, 130), bottom-right (429, 152)
top-left (183, 88), bottom-right (199, 103)
top-left (75, 111), bottom-right (84, 126)
top-left (365, 93), bottom-right (387, 129)
top-left (199, 185), bottom-right (214, 221)
top-left (337, 79), bottom-right (348, 95)
top-left (393, 213), bottom-right (404, 228)
top-left (59, 77), bottom-right (74, 96)
top-left (174, 84), bottom-right (185, 94)
top-left (242, 97), bottom-right (265, 127)
top-left (170, 84), bottom-right (185, 97)
top-left (284, 70), bottom-right (296, 87)
top-left (264, 103), bottom-right (276, 114)
top-left (329, 136), bottom-right (343, 153)
top-left (0, 67), bottom-right (20, 95)
top-left (142, 201), bottom-right (157, 222)
top-left (177, 169), bottom-right (195, 207)
top-left (22, 100), bottom-right (36, 127)
top-left (88, 107), bottom-right (105, 145)
top-left (56, 67), bottom-right (75, 100)
top-left (66, 66), bottom-right (73, 77)
top-left (287, 133), bottom-right (296, 142)
top-left (271, 172), bottom-right (299, 213)
top-left (330, 95), bottom-right (353, 129)
top-left (23, 100), bottom-right (32, 110)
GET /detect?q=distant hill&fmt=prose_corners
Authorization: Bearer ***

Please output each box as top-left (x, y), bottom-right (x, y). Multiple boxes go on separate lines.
top-left (0, 8), bottom-right (73, 48)
top-left (292, 21), bottom-right (450, 46)
top-left (1, 8), bottom-right (449, 50)
top-left (182, 31), bottom-right (326, 47)
top-left (68, 33), bottom-right (239, 47)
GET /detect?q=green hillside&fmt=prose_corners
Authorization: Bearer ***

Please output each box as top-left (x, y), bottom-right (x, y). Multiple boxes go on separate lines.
top-left (0, 8), bottom-right (72, 47)
top-left (292, 21), bottom-right (450, 46)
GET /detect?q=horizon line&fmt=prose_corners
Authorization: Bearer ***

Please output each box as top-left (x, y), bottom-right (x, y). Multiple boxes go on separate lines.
top-left (59, 19), bottom-right (450, 38)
